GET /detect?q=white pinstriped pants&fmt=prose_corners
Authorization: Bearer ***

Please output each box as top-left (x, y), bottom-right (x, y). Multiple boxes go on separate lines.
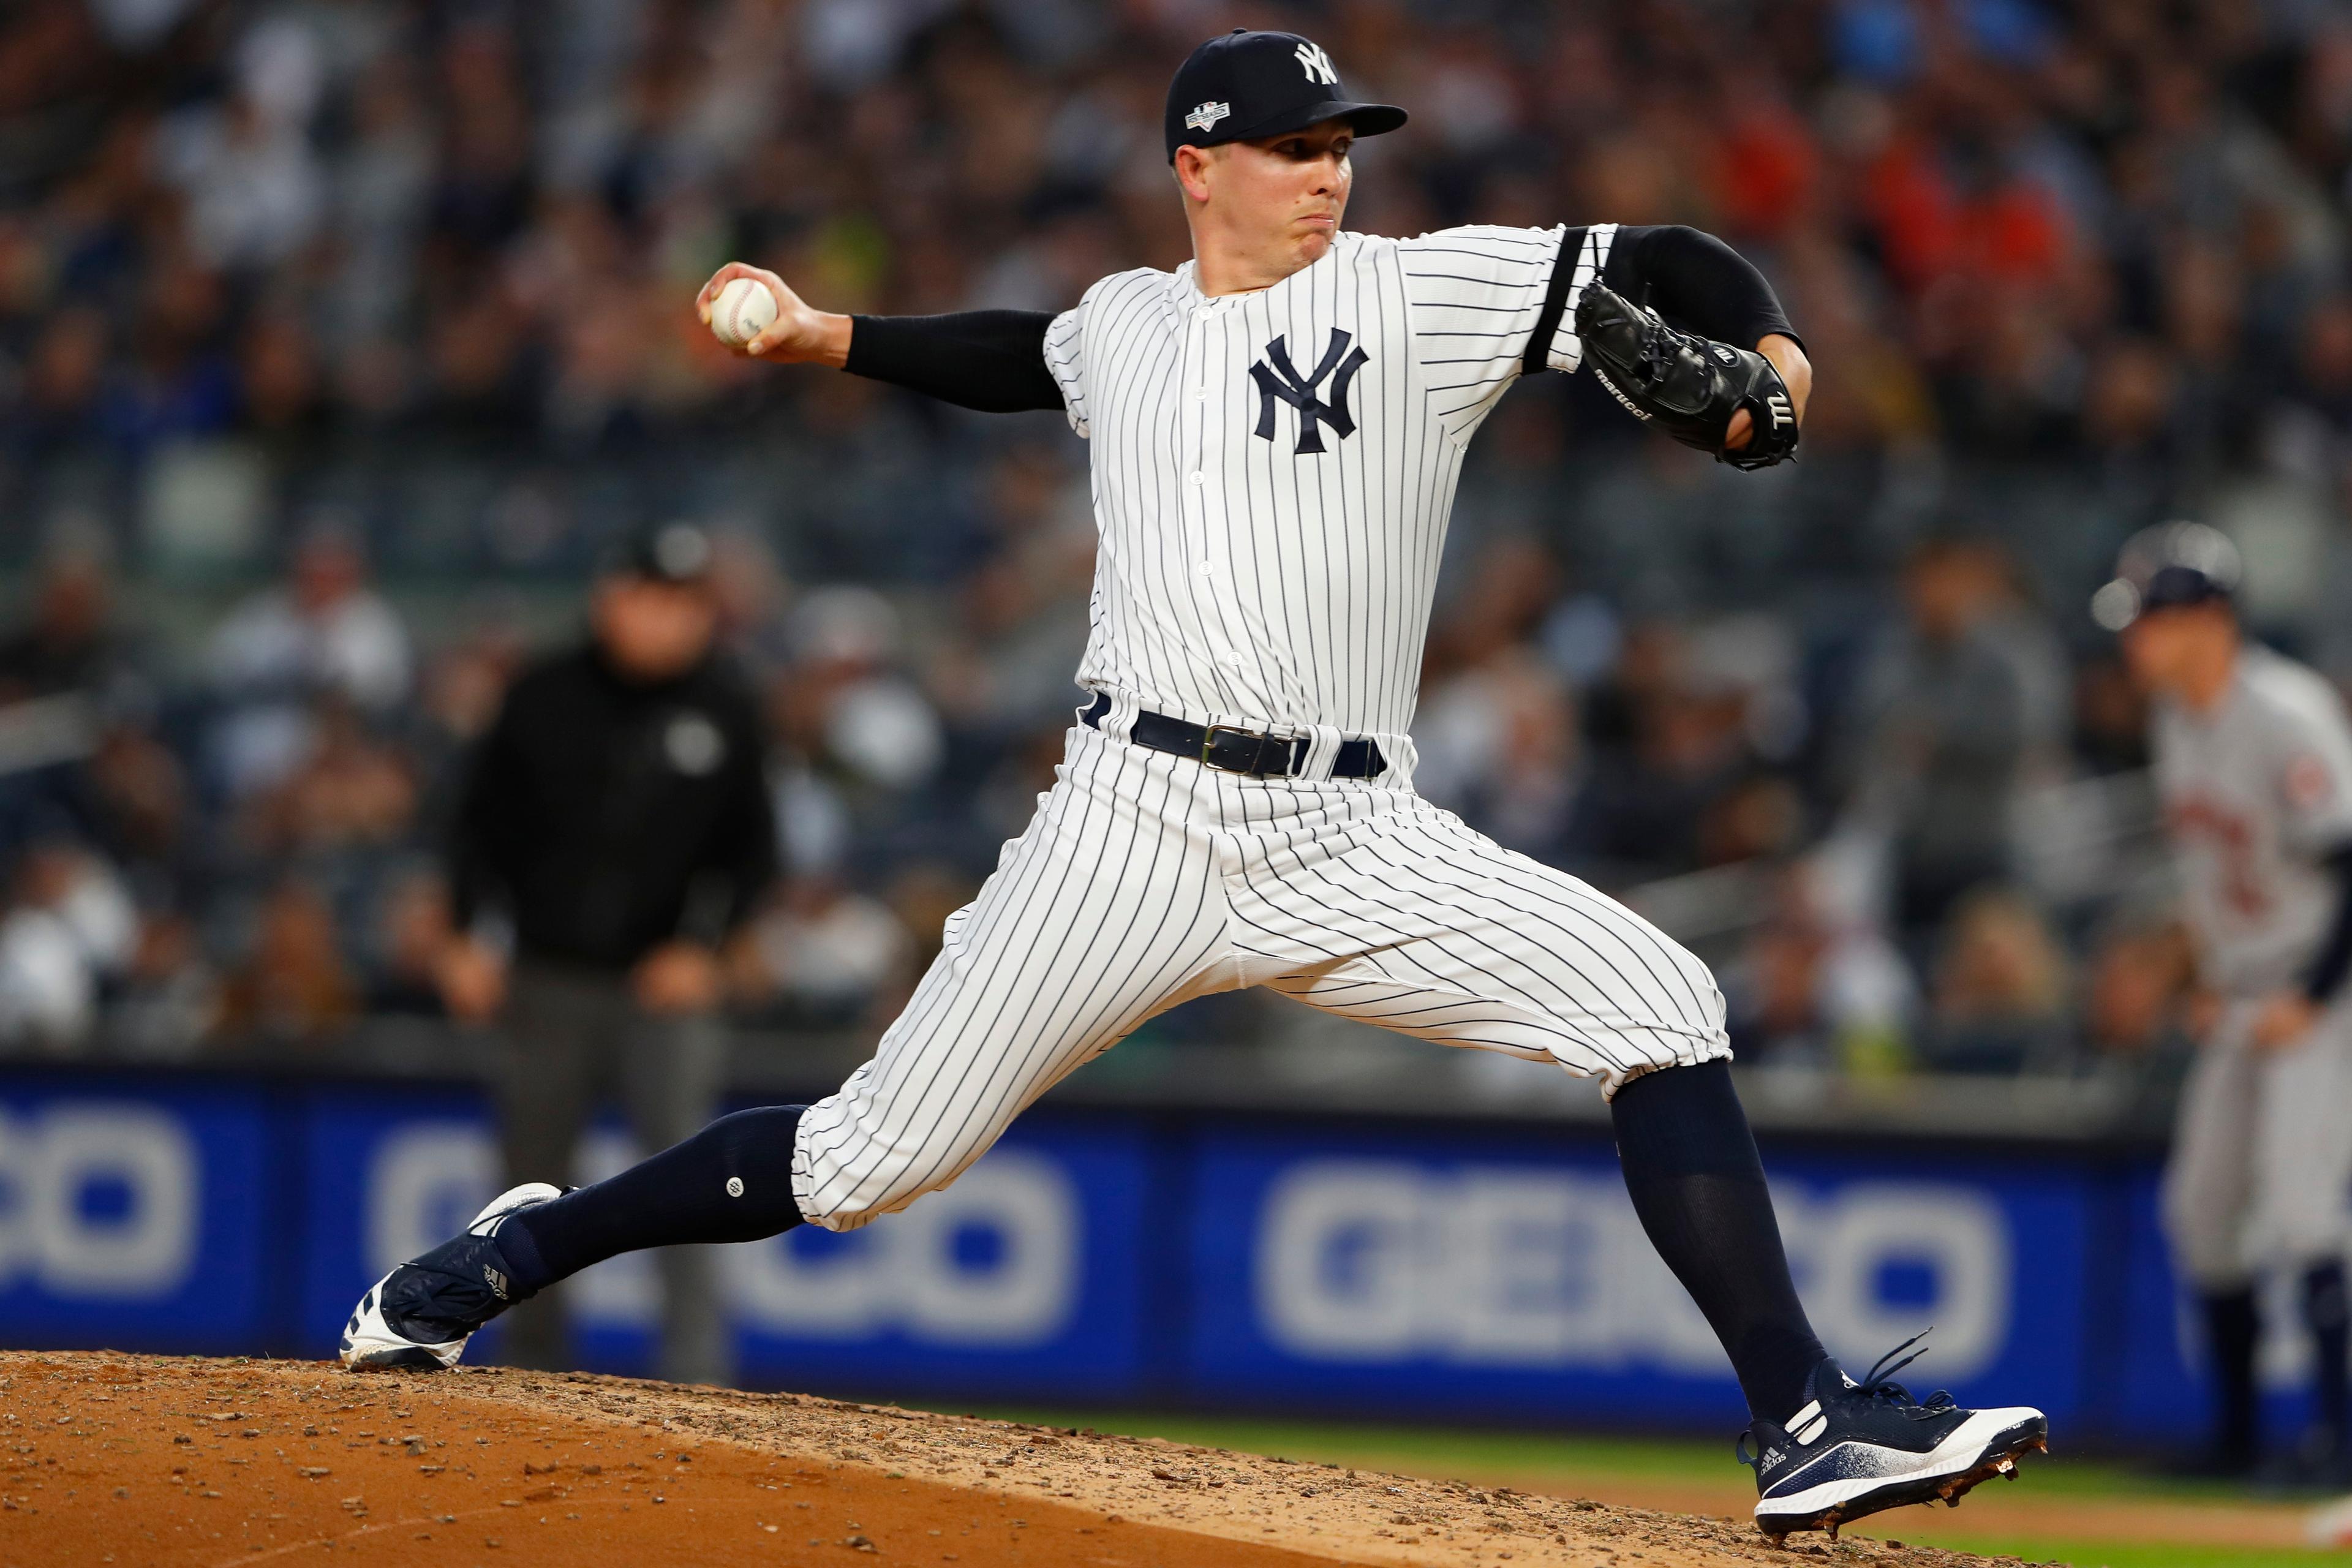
top-left (790, 722), bottom-right (1730, 1231)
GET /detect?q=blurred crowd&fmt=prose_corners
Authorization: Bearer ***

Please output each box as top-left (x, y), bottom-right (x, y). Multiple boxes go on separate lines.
top-left (8, 0), bottom-right (2352, 1082)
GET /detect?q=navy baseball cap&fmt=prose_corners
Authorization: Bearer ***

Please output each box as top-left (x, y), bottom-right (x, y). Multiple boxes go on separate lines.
top-left (1164, 29), bottom-right (1406, 163)
top-left (610, 521), bottom-right (714, 585)
top-left (2091, 521), bottom-right (2241, 630)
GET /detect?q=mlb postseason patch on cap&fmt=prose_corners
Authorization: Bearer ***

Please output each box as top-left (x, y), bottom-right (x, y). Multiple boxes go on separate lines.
top-left (1186, 100), bottom-right (1230, 133)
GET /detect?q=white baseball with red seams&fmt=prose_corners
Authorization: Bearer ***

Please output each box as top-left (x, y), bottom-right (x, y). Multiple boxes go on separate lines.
top-left (709, 277), bottom-right (777, 349)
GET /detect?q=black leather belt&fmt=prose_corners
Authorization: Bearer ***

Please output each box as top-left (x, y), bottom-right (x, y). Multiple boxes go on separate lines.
top-left (1081, 693), bottom-right (1386, 779)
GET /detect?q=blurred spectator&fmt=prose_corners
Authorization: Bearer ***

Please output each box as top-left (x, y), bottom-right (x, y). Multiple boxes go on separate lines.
top-left (2084, 914), bottom-right (2197, 1058)
top-left (1569, 618), bottom-right (1797, 880)
top-left (363, 867), bottom-right (454, 1018)
top-left (111, 910), bottom-right (220, 1060)
top-left (217, 878), bottom-right (358, 1044)
top-left (154, 17), bottom-right (327, 271)
top-left (786, 586), bottom-right (944, 795)
top-left (209, 523), bottom-right (414, 802)
top-left (1415, 646), bottom-right (1584, 858)
top-left (415, 624), bottom-right (527, 752)
top-left (707, 528), bottom-right (797, 674)
top-left (239, 698), bottom-right (417, 859)
top-left (0, 529), bottom-right (137, 704)
top-left (0, 841), bottom-right (137, 1052)
top-left (1843, 537), bottom-right (2069, 940)
top-left (1725, 862), bottom-right (1915, 1075)
top-left (17, 310), bottom-right (112, 453)
top-left (409, 618), bottom-right (529, 837)
top-left (1921, 886), bottom-right (2075, 1074)
top-left (929, 446), bottom-right (1095, 737)
top-left (211, 523), bottom-right (412, 712)
top-left (78, 720), bottom-right (189, 872)
top-left (729, 873), bottom-right (914, 1030)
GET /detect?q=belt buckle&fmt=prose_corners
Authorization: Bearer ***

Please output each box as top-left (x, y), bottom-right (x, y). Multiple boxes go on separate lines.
top-left (1201, 723), bottom-right (1274, 775)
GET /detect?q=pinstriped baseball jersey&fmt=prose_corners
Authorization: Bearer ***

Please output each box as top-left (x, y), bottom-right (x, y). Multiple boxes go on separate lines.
top-left (1041, 222), bottom-right (1618, 762)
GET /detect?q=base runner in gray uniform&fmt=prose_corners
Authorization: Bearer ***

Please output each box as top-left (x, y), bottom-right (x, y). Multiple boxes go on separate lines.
top-left (336, 29), bottom-right (2046, 1538)
top-left (2098, 522), bottom-right (2352, 1479)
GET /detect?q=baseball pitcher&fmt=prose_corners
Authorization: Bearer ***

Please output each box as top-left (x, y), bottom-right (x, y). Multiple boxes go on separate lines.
top-left (341, 29), bottom-right (2045, 1538)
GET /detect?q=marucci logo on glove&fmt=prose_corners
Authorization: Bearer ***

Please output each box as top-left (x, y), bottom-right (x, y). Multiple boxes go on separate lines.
top-left (1573, 281), bottom-right (1800, 471)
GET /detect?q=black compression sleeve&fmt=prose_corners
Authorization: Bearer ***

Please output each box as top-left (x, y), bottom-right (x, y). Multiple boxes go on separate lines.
top-left (843, 311), bottom-right (1064, 413)
top-left (1599, 224), bottom-right (1799, 351)
top-left (2305, 843), bottom-right (2352, 1004)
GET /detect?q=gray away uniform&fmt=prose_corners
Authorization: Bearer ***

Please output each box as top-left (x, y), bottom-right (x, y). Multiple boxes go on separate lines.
top-left (2158, 646), bottom-right (2352, 1286)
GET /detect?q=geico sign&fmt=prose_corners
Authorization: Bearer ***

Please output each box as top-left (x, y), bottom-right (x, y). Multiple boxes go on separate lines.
top-left (726, 1153), bottom-right (1079, 1346)
top-left (1256, 1161), bottom-right (2011, 1379)
top-left (369, 1125), bottom-right (1080, 1348)
top-left (0, 1103), bottom-right (198, 1297)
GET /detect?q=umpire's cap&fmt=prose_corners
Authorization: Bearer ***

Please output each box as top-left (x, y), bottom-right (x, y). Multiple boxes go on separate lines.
top-left (2090, 521), bottom-right (2241, 630)
top-left (1165, 29), bottom-right (1406, 164)
top-left (609, 521), bottom-right (714, 586)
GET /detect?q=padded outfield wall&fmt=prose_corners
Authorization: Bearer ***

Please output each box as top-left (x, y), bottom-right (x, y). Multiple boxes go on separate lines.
top-left (0, 1062), bottom-right (2273, 1445)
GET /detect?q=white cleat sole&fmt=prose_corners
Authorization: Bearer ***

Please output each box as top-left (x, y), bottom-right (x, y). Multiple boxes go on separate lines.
top-left (337, 1182), bottom-right (562, 1371)
top-left (1756, 1406), bottom-right (2049, 1536)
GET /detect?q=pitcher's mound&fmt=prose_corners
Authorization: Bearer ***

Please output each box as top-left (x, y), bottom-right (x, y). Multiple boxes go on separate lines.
top-left (1, 1351), bottom-right (2028, 1567)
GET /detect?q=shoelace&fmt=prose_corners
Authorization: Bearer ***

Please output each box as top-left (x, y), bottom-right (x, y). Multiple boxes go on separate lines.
top-left (1853, 1329), bottom-right (1957, 1417)
top-left (1733, 1330), bottom-right (1957, 1469)
top-left (1634, 306), bottom-right (1678, 391)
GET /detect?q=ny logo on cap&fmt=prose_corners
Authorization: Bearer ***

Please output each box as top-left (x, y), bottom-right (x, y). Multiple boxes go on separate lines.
top-left (1185, 100), bottom-right (1230, 132)
top-left (1295, 40), bottom-right (1339, 86)
top-left (1250, 329), bottom-right (1368, 454)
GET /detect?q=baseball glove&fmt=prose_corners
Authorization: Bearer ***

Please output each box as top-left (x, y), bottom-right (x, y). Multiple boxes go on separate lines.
top-left (1574, 281), bottom-right (1799, 470)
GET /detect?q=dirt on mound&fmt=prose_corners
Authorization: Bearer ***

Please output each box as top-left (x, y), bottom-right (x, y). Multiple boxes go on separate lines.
top-left (0, 1352), bottom-right (2037, 1568)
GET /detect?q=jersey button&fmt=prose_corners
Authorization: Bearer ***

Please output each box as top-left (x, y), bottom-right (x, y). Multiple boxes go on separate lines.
top-left (1188, 471), bottom-right (1204, 484)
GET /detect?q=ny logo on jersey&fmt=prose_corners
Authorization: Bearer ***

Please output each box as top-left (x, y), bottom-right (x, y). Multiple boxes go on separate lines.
top-left (1250, 329), bottom-right (1369, 454)
top-left (1295, 40), bottom-right (1339, 85)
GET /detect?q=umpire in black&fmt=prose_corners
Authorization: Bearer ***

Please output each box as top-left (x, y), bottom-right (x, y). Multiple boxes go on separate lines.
top-left (439, 521), bottom-right (778, 1383)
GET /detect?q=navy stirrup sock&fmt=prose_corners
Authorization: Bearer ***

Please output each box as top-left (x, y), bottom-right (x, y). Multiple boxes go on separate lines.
top-left (1611, 1060), bottom-right (1828, 1421)
top-left (495, 1104), bottom-right (809, 1295)
top-left (2308, 1261), bottom-right (2350, 1447)
top-left (2204, 1285), bottom-right (2261, 1464)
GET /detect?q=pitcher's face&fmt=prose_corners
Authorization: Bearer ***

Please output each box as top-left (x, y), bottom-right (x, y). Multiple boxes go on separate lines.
top-left (1181, 119), bottom-right (1356, 273)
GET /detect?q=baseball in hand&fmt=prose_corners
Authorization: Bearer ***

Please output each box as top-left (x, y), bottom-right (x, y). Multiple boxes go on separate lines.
top-left (709, 277), bottom-right (778, 349)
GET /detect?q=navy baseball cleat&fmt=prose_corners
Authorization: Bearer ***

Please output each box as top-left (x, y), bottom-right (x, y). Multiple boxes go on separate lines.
top-left (339, 1182), bottom-right (562, 1371)
top-left (1740, 1334), bottom-right (2048, 1540)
